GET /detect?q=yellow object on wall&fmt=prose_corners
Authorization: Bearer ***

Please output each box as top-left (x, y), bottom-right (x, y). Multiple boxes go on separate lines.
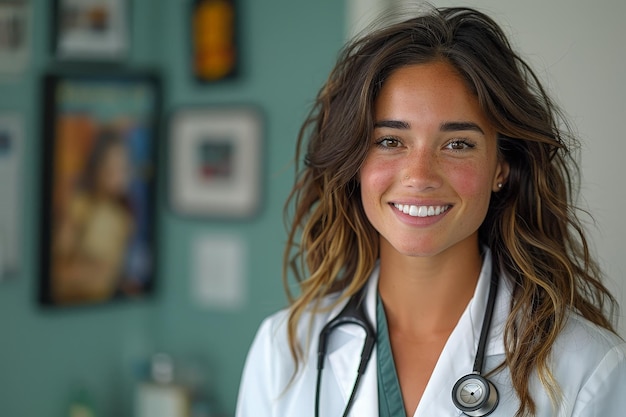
top-left (193, 0), bottom-right (237, 81)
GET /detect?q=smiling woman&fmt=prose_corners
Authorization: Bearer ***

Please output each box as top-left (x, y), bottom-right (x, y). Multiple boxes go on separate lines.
top-left (235, 6), bottom-right (626, 417)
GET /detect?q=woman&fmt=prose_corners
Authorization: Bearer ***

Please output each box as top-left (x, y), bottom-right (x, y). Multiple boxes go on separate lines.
top-left (236, 7), bottom-right (626, 417)
top-left (52, 126), bottom-right (134, 304)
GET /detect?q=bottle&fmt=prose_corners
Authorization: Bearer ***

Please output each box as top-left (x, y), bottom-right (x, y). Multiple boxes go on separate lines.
top-left (68, 384), bottom-right (96, 417)
top-left (135, 353), bottom-right (190, 417)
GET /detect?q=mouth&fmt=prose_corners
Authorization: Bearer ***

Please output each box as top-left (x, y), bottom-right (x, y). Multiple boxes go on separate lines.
top-left (392, 203), bottom-right (451, 218)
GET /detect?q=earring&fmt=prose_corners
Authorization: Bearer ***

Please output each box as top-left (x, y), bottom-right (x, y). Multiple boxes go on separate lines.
top-left (497, 183), bottom-right (503, 189)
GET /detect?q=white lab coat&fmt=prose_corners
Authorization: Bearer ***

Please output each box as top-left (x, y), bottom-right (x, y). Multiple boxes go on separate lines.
top-left (236, 252), bottom-right (626, 416)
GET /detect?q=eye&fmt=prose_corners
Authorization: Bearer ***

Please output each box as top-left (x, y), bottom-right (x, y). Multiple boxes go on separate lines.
top-left (445, 139), bottom-right (475, 151)
top-left (375, 137), bottom-right (402, 149)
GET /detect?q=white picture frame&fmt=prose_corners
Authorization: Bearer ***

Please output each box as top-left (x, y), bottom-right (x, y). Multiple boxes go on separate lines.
top-left (53, 0), bottom-right (129, 62)
top-left (168, 106), bottom-right (263, 218)
top-left (0, 112), bottom-right (23, 279)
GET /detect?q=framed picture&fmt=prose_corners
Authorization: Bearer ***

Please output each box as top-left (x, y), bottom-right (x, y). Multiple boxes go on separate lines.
top-left (52, 0), bottom-right (129, 62)
top-left (191, 0), bottom-right (238, 81)
top-left (0, 112), bottom-right (23, 280)
top-left (168, 106), bottom-right (263, 218)
top-left (40, 71), bottom-right (160, 307)
top-left (0, 0), bottom-right (31, 75)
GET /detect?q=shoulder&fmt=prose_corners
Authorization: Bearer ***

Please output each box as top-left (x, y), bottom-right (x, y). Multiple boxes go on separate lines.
top-left (252, 291), bottom-right (343, 359)
top-left (235, 293), bottom-right (344, 416)
top-left (550, 312), bottom-right (626, 413)
top-left (552, 313), bottom-right (626, 391)
top-left (555, 312), bottom-right (625, 364)
top-left (240, 291), bottom-right (345, 375)
top-left (494, 312), bottom-right (626, 416)
top-left (69, 193), bottom-right (91, 215)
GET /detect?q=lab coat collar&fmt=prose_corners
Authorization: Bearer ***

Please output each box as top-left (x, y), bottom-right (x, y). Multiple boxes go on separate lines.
top-left (322, 248), bottom-right (510, 416)
top-left (324, 264), bottom-right (380, 415)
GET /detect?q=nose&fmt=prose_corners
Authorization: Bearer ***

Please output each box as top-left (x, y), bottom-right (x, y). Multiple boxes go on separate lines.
top-left (401, 148), bottom-right (443, 190)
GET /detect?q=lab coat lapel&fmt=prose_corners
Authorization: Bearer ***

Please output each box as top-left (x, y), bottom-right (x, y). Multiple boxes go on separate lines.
top-left (326, 266), bottom-right (380, 417)
top-left (412, 274), bottom-right (488, 416)
top-left (413, 250), bottom-right (508, 416)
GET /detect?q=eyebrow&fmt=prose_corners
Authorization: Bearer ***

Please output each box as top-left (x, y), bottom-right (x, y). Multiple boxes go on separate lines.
top-left (373, 120), bottom-right (410, 130)
top-left (374, 120), bottom-right (485, 135)
top-left (440, 121), bottom-right (485, 134)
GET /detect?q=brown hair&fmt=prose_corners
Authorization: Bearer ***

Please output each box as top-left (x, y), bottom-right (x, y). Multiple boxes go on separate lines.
top-left (283, 7), bottom-right (617, 416)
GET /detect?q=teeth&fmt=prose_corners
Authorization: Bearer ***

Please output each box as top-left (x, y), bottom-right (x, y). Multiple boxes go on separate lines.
top-left (394, 203), bottom-right (449, 218)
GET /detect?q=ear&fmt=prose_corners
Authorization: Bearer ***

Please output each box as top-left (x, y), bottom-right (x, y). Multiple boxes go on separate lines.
top-left (492, 158), bottom-right (510, 192)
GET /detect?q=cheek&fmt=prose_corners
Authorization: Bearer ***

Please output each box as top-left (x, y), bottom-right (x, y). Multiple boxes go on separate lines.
top-left (359, 158), bottom-right (392, 219)
top-left (448, 161), bottom-right (495, 206)
top-left (359, 157), bottom-right (393, 193)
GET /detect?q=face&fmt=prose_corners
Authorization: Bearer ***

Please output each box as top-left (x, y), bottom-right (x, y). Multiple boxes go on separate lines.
top-left (96, 143), bottom-right (130, 196)
top-left (360, 61), bottom-right (508, 259)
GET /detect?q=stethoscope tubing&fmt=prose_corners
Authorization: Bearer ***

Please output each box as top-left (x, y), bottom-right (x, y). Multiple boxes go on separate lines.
top-left (315, 287), bottom-right (374, 417)
top-left (315, 270), bottom-right (499, 416)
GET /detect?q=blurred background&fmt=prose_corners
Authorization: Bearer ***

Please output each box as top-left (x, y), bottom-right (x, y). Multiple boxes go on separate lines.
top-left (0, 0), bottom-right (623, 416)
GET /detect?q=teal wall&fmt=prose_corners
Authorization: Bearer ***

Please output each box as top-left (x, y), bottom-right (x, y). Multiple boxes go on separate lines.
top-left (0, 1), bottom-right (345, 416)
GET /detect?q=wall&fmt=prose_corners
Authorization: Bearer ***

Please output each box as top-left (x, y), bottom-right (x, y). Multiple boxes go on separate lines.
top-left (0, 0), bottom-right (344, 416)
top-left (152, 0), bottom-right (344, 413)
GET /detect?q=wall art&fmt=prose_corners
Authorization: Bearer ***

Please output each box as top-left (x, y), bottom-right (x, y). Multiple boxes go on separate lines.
top-left (168, 106), bottom-right (262, 218)
top-left (40, 71), bottom-right (160, 306)
top-left (0, 112), bottom-right (23, 280)
top-left (52, 0), bottom-right (129, 62)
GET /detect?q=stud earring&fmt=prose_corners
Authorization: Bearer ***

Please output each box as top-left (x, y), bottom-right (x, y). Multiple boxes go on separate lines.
top-left (497, 183), bottom-right (503, 189)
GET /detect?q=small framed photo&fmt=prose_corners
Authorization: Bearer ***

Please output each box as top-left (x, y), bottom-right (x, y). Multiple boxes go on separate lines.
top-left (168, 106), bottom-right (263, 218)
top-left (52, 0), bottom-right (129, 62)
top-left (40, 71), bottom-right (160, 307)
top-left (0, 112), bottom-right (23, 280)
top-left (0, 0), bottom-right (31, 75)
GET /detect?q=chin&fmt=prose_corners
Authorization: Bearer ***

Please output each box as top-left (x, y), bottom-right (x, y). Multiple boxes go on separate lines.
top-left (388, 240), bottom-right (446, 258)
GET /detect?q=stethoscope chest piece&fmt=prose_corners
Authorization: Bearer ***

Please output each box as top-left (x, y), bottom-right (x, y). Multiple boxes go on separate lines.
top-left (452, 373), bottom-right (499, 417)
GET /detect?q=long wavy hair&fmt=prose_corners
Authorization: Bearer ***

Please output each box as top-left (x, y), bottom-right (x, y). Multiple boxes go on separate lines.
top-left (283, 6), bottom-right (617, 416)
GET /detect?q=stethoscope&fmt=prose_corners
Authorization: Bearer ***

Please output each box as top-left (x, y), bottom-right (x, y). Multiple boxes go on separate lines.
top-left (315, 271), bottom-right (499, 417)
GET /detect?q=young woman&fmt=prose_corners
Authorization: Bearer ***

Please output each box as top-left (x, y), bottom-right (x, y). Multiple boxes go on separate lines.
top-left (236, 7), bottom-right (626, 417)
top-left (52, 126), bottom-right (134, 304)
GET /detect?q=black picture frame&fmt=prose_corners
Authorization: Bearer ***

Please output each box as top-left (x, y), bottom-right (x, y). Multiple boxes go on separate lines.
top-left (39, 71), bottom-right (160, 307)
top-left (51, 0), bottom-right (130, 62)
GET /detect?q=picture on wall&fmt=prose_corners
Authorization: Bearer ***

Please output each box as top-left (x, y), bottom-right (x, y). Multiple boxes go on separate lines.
top-left (40, 72), bottom-right (160, 307)
top-left (52, 0), bottom-right (129, 62)
top-left (0, 112), bottom-right (23, 280)
top-left (0, 0), bottom-right (31, 75)
top-left (192, 0), bottom-right (238, 81)
top-left (168, 106), bottom-right (262, 218)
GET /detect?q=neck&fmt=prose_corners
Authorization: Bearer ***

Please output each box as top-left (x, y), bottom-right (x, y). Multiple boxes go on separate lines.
top-left (377, 238), bottom-right (483, 337)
